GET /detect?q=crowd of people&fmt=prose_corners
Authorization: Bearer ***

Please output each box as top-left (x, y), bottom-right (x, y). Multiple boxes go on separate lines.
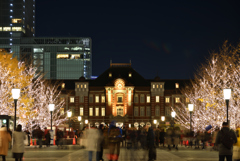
top-left (0, 121), bottom-right (237, 161)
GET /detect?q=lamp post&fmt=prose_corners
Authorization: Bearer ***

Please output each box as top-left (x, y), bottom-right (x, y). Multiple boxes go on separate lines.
top-left (67, 111), bottom-right (72, 131)
top-left (12, 88), bottom-right (20, 131)
top-left (188, 104), bottom-right (194, 132)
top-left (161, 116), bottom-right (165, 122)
top-left (171, 111), bottom-right (176, 127)
top-left (223, 89), bottom-right (231, 123)
top-left (49, 104), bottom-right (55, 130)
top-left (78, 116), bottom-right (82, 130)
top-left (154, 119), bottom-right (157, 128)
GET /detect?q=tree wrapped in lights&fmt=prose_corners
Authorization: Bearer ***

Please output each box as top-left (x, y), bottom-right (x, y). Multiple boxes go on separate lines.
top-left (0, 50), bottom-right (67, 130)
top-left (173, 41), bottom-right (240, 132)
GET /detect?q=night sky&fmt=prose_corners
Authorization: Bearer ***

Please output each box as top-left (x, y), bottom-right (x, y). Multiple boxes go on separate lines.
top-left (36, 0), bottom-right (240, 79)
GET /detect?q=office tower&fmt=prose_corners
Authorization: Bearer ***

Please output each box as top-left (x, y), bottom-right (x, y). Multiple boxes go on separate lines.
top-left (0, 0), bottom-right (92, 79)
top-left (0, 0), bottom-right (35, 38)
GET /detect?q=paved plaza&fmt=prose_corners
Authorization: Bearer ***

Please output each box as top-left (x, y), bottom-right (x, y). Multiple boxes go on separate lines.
top-left (2, 145), bottom-right (220, 161)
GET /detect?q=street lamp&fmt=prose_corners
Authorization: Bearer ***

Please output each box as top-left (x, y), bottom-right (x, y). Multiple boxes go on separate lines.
top-left (12, 88), bottom-right (20, 131)
top-left (49, 104), bottom-right (54, 130)
top-left (67, 111), bottom-right (72, 131)
top-left (223, 89), bottom-right (231, 123)
top-left (171, 111), bottom-right (176, 127)
top-left (188, 104), bottom-right (194, 131)
top-left (154, 119), bottom-right (157, 128)
top-left (161, 116), bottom-right (165, 122)
top-left (78, 116), bottom-right (82, 130)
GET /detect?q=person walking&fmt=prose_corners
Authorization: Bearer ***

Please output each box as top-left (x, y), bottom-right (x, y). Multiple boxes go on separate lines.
top-left (45, 130), bottom-right (51, 147)
top-left (0, 125), bottom-right (11, 161)
top-left (147, 126), bottom-right (156, 161)
top-left (85, 127), bottom-right (100, 161)
top-left (159, 128), bottom-right (165, 148)
top-left (173, 127), bottom-right (181, 150)
top-left (36, 127), bottom-right (43, 148)
top-left (98, 124), bottom-right (104, 161)
top-left (215, 122), bottom-right (237, 161)
top-left (12, 124), bottom-right (26, 161)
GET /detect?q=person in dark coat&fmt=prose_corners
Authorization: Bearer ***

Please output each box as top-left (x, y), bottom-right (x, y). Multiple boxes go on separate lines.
top-left (215, 122), bottom-right (237, 161)
top-left (147, 127), bottom-right (156, 161)
top-left (155, 128), bottom-right (160, 147)
top-left (45, 130), bottom-right (51, 147)
top-left (159, 128), bottom-right (165, 147)
top-left (98, 124), bottom-right (104, 161)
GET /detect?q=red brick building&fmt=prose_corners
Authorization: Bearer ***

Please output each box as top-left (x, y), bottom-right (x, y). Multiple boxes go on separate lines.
top-left (60, 63), bottom-right (190, 130)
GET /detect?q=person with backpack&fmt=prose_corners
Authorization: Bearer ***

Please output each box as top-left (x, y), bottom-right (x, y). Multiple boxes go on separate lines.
top-left (215, 122), bottom-right (237, 161)
top-left (108, 121), bottom-right (122, 161)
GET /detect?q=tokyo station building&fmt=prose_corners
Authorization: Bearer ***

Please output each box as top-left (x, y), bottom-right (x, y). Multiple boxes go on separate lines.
top-left (60, 63), bottom-right (190, 130)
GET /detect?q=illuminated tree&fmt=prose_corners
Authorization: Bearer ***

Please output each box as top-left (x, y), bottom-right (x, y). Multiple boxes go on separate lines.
top-left (173, 41), bottom-right (240, 131)
top-left (0, 50), bottom-right (67, 131)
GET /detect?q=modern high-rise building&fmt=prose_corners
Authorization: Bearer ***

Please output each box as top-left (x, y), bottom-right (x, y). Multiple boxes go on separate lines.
top-left (0, 0), bottom-right (92, 79)
top-left (0, 0), bottom-right (35, 38)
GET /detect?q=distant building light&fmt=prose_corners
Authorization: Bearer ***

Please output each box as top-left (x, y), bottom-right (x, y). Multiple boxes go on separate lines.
top-left (91, 76), bottom-right (98, 79)
top-left (10, 10), bottom-right (13, 12)
top-left (10, 4), bottom-right (13, 6)
top-left (10, 16), bottom-right (12, 18)
top-left (10, 32), bottom-right (12, 34)
top-left (10, 39), bottom-right (12, 41)
top-left (10, 43), bottom-right (12, 45)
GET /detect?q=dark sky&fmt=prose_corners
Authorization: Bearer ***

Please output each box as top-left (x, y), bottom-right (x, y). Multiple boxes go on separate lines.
top-left (36, 0), bottom-right (240, 79)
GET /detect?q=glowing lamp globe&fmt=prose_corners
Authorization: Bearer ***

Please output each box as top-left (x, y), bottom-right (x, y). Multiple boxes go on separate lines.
top-left (12, 88), bottom-right (20, 99)
top-left (161, 116), bottom-right (165, 122)
top-left (78, 116), bottom-right (82, 121)
top-left (223, 89), bottom-right (231, 100)
top-left (188, 104), bottom-right (194, 112)
top-left (67, 111), bottom-right (72, 118)
top-left (171, 111), bottom-right (176, 118)
top-left (49, 104), bottom-right (55, 112)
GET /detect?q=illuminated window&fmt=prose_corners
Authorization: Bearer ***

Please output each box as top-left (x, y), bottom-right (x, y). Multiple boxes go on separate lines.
top-left (175, 97), bottom-right (180, 103)
top-left (160, 85), bottom-right (163, 88)
top-left (129, 73), bottom-right (132, 77)
top-left (57, 54), bottom-right (69, 59)
top-left (81, 84), bottom-right (83, 88)
top-left (157, 85), bottom-right (159, 88)
top-left (77, 85), bottom-right (79, 88)
top-left (70, 97), bottom-right (74, 103)
top-left (84, 84), bottom-right (87, 88)
top-left (101, 108), bottom-right (105, 116)
top-left (186, 98), bottom-right (190, 103)
top-left (147, 96), bottom-right (150, 103)
top-left (117, 97), bottom-right (123, 103)
top-left (0, 27), bottom-right (2, 31)
top-left (61, 83), bottom-right (65, 88)
top-left (71, 47), bottom-right (82, 51)
top-left (101, 96), bottom-right (105, 103)
top-left (117, 107), bottom-right (123, 116)
top-left (153, 84), bottom-right (155, 88)
top-left (109, 73), bottom-right (112, 77)
top-left (165, 97), bottom-right (170, 103)
top-left (95, 96), bottom-right (99, 103)
top-left (79, 107), bottom-right (83, 116)
top-left (89, 108), bottom-right (93, 116)
top-left (95, 107), bottom-right (99, 116)
top-left (34, 48), bottom-right (43, 53)
top-left (140, 106), bottom-right (145, 116)
top-left (175, 83), bottom-right (179, 88)
top-left (70, 54), bottom-right (81, 59)
top-left (3, 27), bottom-right (11, 31)
top-left (156, 96), bottom-right (159, 103)
top-left (12, 19), bottom-right (22, 23)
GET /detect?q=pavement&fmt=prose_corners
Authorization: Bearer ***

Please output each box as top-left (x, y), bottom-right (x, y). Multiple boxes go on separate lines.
top-left (3, 145), bottom-right (219, 161)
